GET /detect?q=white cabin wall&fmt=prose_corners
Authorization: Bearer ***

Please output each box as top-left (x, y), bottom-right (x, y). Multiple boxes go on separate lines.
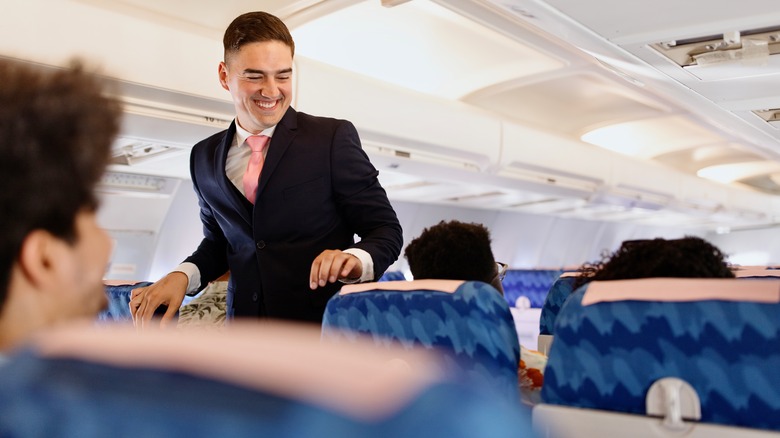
top-left (147, 179), bottom-right (203, 281)
top-left (135, 189), bottom-right (703, 282)
top-left (706, 228), bottom-right (780, 266)
top-left (387, 200), bottom-right (703, 276)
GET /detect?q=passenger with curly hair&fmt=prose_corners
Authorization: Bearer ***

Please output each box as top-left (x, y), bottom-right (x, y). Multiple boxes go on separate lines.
top-left (572, 236), bottom-right (734, 290)
top-left (0, 59), bottom-right (121, 353)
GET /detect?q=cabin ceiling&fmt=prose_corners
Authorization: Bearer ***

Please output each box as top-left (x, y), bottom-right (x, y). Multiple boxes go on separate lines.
top-left (12, 0), bottom-right (780, 230)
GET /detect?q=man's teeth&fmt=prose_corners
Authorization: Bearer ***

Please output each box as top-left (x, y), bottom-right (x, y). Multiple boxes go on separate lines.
top-left (257, 101), bottom-right (275, 108)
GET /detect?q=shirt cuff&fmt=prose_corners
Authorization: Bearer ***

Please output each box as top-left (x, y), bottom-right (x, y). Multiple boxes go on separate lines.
top-left (341, 248), bottom-right (374, 284)
top-left (173, 262), bottom-right (201, 294)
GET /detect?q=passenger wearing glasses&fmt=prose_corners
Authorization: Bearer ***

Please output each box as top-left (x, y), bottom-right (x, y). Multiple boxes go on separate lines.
top-left (404, 220), bottom-right (506, 295)
top-left (403, 220), bottom-right (546, 405)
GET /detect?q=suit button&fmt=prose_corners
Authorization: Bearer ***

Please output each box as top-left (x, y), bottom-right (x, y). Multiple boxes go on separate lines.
top-left (256, 241), bottom-right (265, 250)
top-left (252, 293), bottom-right (259, 302)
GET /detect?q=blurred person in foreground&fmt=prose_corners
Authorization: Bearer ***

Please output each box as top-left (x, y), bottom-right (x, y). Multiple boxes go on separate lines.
top-left (0, 59), bottom-right (120, 355)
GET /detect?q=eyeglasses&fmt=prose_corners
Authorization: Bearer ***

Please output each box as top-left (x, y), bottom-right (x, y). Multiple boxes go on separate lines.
top-left (495, 262), bottom-right (508, 282)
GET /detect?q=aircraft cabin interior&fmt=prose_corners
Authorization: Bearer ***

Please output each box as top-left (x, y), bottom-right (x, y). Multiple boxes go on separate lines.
top-left (3, 0), bottom-right (780, 436)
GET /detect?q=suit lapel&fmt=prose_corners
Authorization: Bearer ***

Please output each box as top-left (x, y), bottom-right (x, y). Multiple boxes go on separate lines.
top-left (214, 122), bottom-right (252, 225)
top-left (256, 107), bottom-right (297, 198)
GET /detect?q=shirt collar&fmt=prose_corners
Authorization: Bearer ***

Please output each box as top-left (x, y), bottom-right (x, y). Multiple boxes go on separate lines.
top-left (234, 120), bottom-right (276, 148)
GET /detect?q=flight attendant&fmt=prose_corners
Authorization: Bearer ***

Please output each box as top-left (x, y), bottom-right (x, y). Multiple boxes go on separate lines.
top-left (130, 11), bottom-right (402, 325)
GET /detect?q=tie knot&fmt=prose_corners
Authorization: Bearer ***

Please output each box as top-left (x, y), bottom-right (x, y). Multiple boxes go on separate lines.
top-left (246, 135), bottom-right (269, 153)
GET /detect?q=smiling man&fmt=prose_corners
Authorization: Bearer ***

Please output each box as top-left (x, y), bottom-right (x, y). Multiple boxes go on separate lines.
top-left (131, 11), bottom-right (402, 325)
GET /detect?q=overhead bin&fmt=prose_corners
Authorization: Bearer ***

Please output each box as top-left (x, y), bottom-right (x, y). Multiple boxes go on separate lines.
top-left (294, 56), bottom-right (501, 172)
top-left (600, 156), bottom-right (680, 210)
top-left (724, 187), bottom-right (775, 224)
top-left (0, 0), bottom-right (224, 100)
top-left (671, 173), bottom-right (729, 216)
top-left (498, 121), bottom-right (610, 196)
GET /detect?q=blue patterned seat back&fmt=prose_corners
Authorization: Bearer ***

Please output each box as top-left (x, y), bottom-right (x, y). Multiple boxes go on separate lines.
top-left (502, 269), bottom-right (562, 308)
top-left (322, 280), bottom-right (520, 402)
top-left (0, 324), bottom-right (535, 437)
top-left (378, 270), bottom-right (406, 282)
top-left (542, 278), bottom-right (780, 431)
top-left (538, 275), bottom-right (577, 335)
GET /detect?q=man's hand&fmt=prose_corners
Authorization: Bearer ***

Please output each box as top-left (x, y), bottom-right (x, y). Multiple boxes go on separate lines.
top-left (309, 250), bottom-right (362, 290)
top-left (129, 271), bottom-right (188, 329)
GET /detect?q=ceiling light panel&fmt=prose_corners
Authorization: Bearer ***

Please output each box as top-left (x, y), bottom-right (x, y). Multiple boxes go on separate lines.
top-left (581, 115), bottom-right (725, 158)
top-left (697, 160), bottom-right (780, 183)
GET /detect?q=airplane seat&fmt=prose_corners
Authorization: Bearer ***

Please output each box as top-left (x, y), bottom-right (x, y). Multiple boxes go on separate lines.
top-left (535, 277), bottom-right (780, 437)
top-left (502, 269), bottom-right (562, 353)
top-left (735, 268), bottom-right (780, 279)
top-left (321, 279), bottom-right (521, 404)
top-left (0, 322), bottom-right (535, 437)
top-left (98, 281), bottom-right (153, 321)
top-left (378, 270), bottom-right (407, 281)
top-left (537, 273), bottom-right (579, 355)
top-left (501, 269), bottom-right (563, 309)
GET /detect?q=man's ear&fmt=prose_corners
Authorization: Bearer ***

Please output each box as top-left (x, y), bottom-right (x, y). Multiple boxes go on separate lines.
top-left (16, 230), bottom-right (62, 289)
top-left (218, 61), bottom-right (230, 91)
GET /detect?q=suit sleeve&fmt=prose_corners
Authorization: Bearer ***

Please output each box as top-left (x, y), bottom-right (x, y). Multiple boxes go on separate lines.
top-left (330, 121), bottom-right (403, 279)
top-left (182, 149), bottom-right (230, 291)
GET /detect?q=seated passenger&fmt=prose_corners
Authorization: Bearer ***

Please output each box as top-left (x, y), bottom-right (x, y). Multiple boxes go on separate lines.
top-left (404, 220), bottom-right (547, 405)
top-left (404, 220), bottom-right (506, 294)
top-left (0, 59), bottom-right (120, 355)
top-left (572, 236), bottom-right (735, 290)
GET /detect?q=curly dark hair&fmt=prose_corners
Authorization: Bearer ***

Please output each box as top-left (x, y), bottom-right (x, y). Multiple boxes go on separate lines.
top-left (0, 59), bottom-right (120, 311)
top-left (404, 220), bottom-right (496, 284)
top-left (572, 236), bottom-right (735, 290)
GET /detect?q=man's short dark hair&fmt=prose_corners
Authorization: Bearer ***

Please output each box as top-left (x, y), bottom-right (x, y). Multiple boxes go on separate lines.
top-left (0, 59), bottom-right (121, 310)
top-left (404, 220), bottom-right (496, 284)
top-left (223, 11), bottom-right (295, 62)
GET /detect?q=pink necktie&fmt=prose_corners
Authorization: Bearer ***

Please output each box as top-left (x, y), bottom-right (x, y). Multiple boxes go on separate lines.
top-left (242, 135), bottom-right (269, 204)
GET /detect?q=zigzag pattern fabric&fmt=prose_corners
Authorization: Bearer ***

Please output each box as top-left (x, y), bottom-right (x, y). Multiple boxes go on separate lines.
top-left (538, 276), bottom-right (577, 335)
top-left (378, 271), bottom-right (406, 282)
top-left (322, 281), bottom-right (521, 403)
top-left (542, 284), bottom-right (780, 431)
top-left (98, 282), bottom-right (153, 321)
top-left (502, 269), bottom-right (563, 308)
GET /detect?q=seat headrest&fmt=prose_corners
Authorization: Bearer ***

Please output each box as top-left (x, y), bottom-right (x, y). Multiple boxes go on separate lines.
top-left (340, 279), bottom-right (464, 295)
top-left (582, 278), bottom-right (780, 305)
